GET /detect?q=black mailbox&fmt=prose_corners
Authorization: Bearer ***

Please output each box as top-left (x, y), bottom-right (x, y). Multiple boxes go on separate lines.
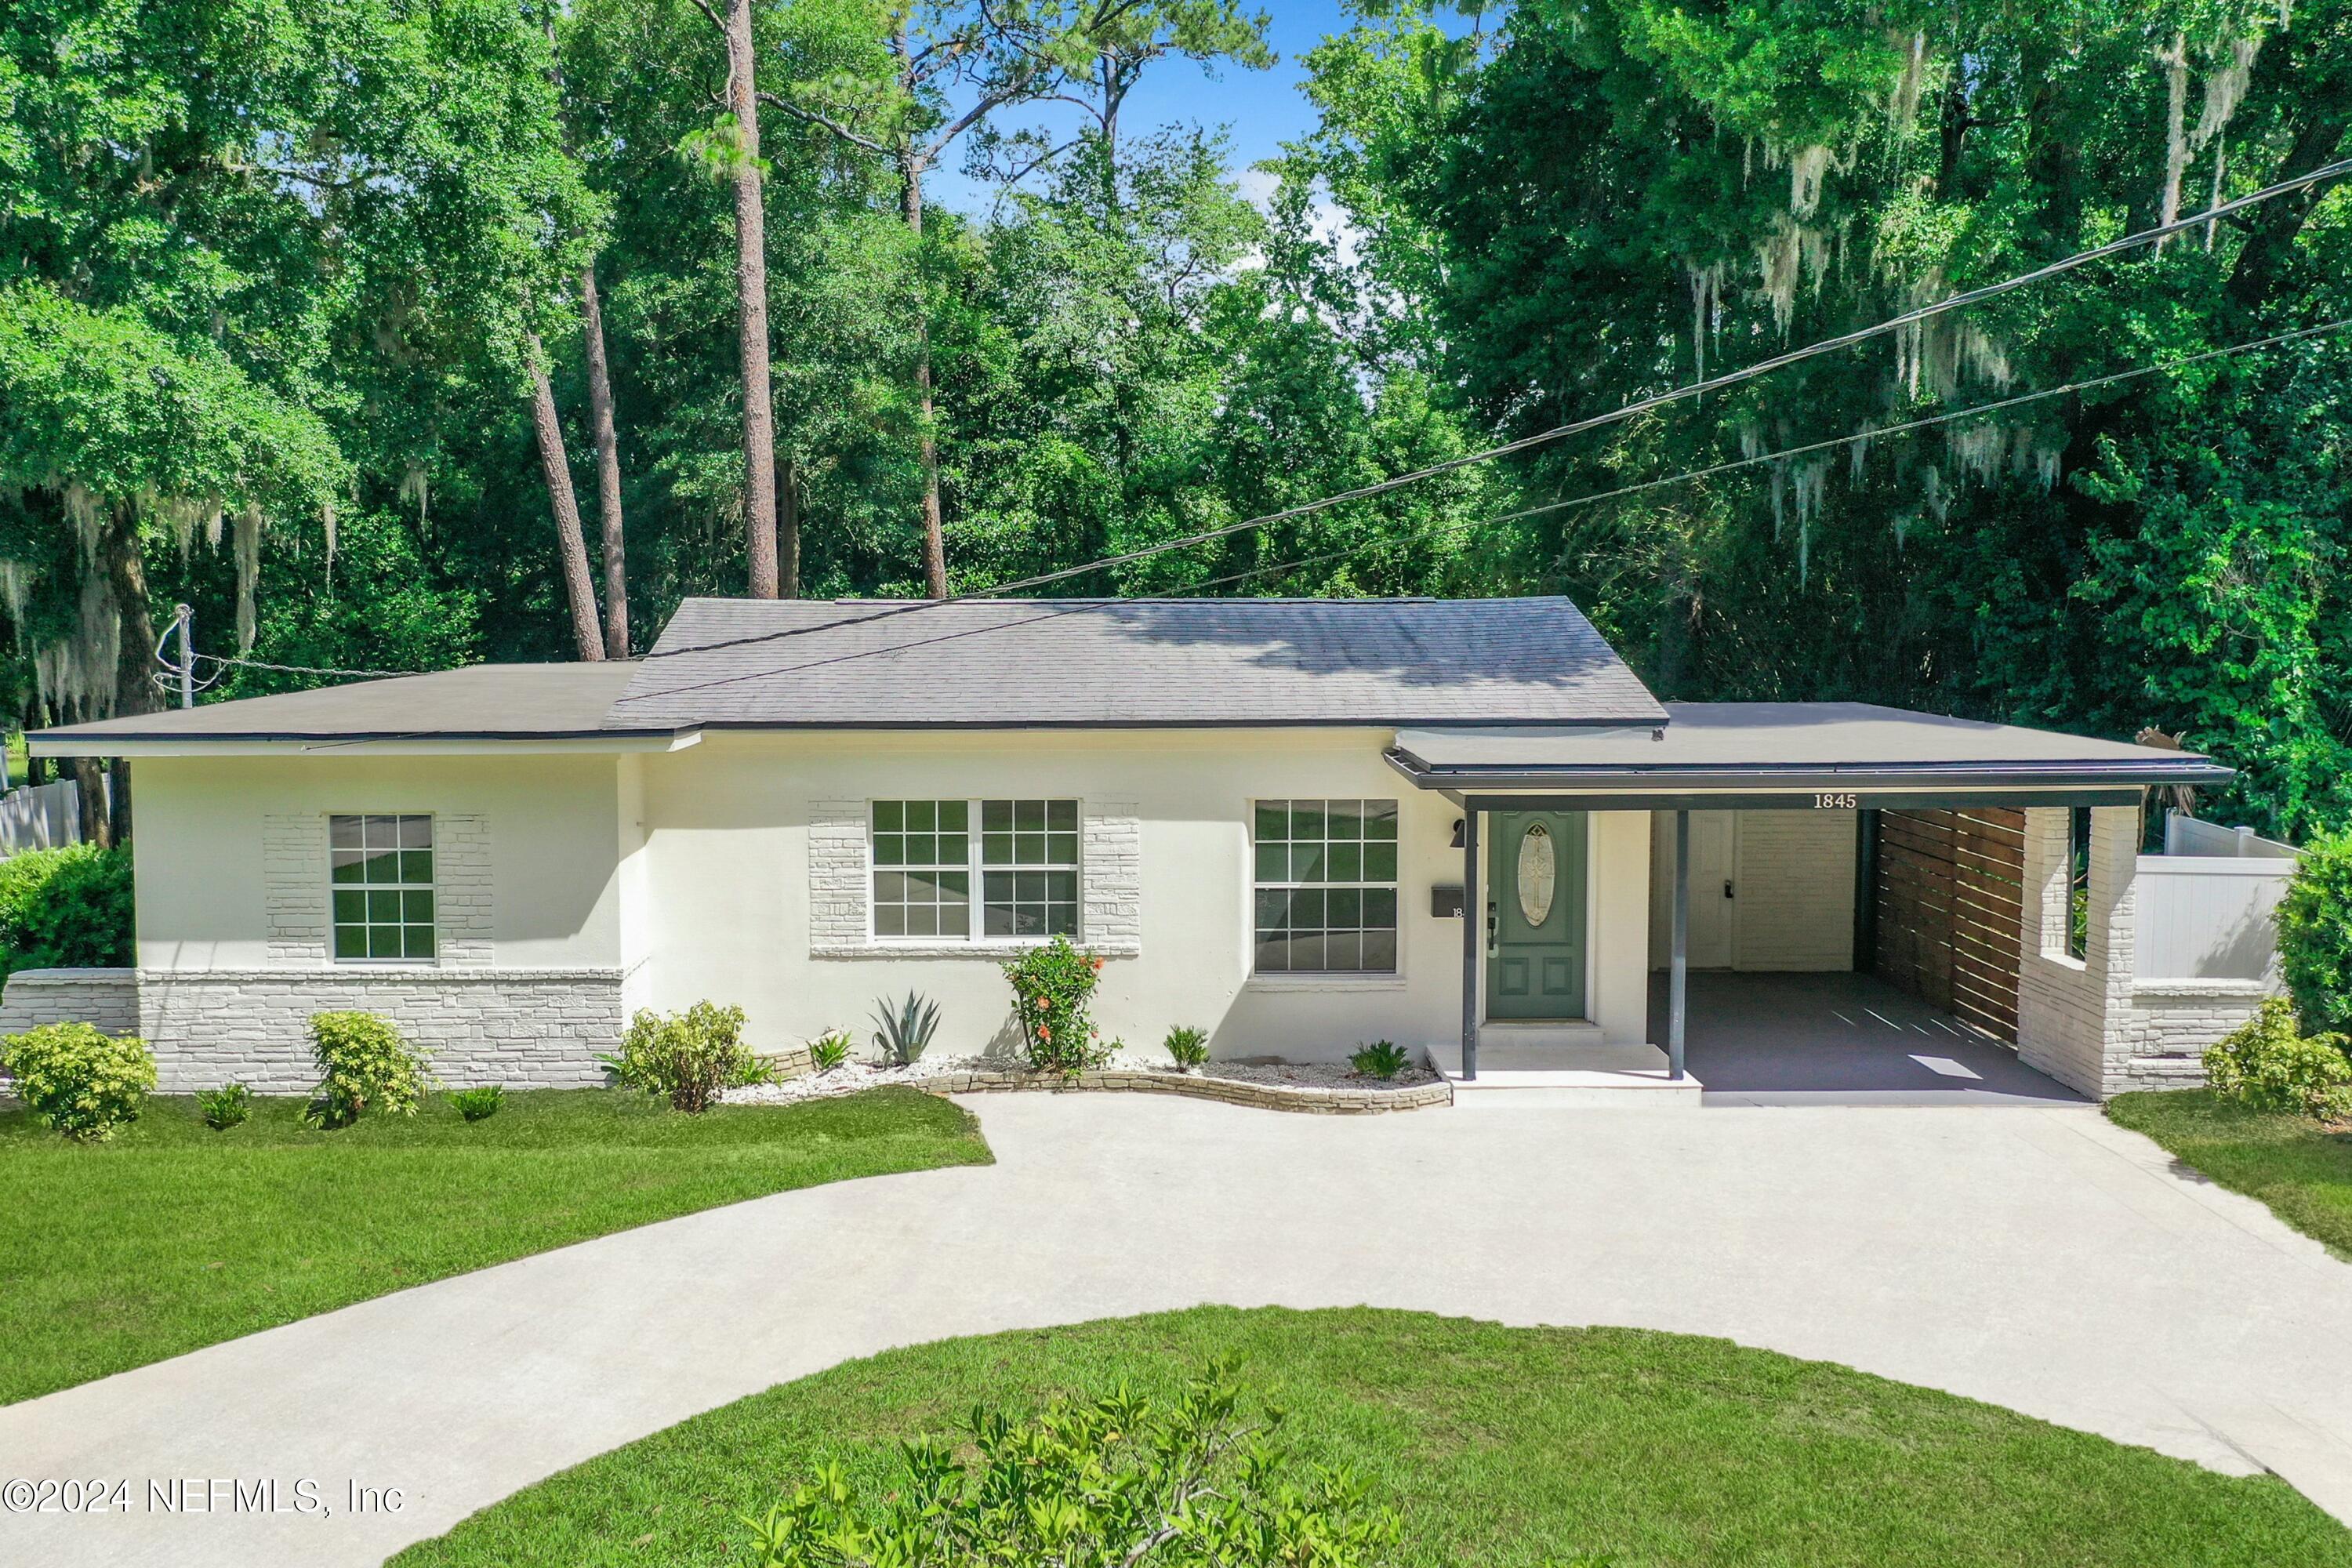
top-left (1431, 884), bottom-right (1465, 918)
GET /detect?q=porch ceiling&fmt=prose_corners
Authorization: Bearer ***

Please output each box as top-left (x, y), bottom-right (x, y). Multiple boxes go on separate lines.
top-left (1388, 702), bottom-right (2231, 804)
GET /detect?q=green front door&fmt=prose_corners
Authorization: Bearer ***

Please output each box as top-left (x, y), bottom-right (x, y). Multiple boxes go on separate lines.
top-left (1487, 811), bottom-right (1588, 1021)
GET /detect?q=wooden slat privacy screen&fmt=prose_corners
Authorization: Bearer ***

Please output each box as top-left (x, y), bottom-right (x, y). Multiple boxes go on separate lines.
top-left (1871, 808), bottom-right (2025, 1042)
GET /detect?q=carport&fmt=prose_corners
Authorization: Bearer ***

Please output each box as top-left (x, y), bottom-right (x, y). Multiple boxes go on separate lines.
top-left (1388, 702), bottom-right (2234, 1101)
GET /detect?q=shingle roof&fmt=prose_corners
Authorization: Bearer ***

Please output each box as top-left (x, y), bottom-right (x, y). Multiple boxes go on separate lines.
top-left (608, 597), bottom-right (1668, 728)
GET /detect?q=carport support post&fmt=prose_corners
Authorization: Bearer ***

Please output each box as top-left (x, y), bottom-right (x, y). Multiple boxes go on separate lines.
top-left (1669, 809), bottom-right (1689, 1081)
top-left (1461, 805), bottom-right (1479, 1081)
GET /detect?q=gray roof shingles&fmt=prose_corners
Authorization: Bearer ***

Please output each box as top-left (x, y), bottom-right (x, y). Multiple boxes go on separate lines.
top-left (609, 597), bottom-right (1668, 728)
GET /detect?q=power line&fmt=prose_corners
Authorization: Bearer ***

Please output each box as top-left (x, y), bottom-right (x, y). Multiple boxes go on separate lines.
top-left (1481, 315), bottom-right (2352, 528)
top-left (193, 652), bottom-right (424, 680)
top-left (609, 314), bottom-right (2352, 709)
top-left (623, 153), bottom-right (2352, 672)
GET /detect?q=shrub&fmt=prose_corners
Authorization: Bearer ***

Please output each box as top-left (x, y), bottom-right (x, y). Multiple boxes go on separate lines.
top-left (449, 1084), bottom-right (504, 1123)
top-left (1349, 1040), bottom-right (1411, 1080)
top-left (808, 1029), bottom-right (851, 1073)
top-left (1004, 935), bottom-right (1108, 1077)
top-left (2278, 826), bottom-right (2352, 1034)
top-left (601, 1001), bottom-right (762, 1112)
top-left (0, 843), bottom-right (135, 979)
top-left (0, 1022), bottom-right (154, 1141)
top-left (196, 1083), bottom-right (251, 1131)
top-left (742, 1359), bottom-right (1402, 1568)
top-left (307, 1011), bottom-right (429, 1127)
top-left (2203, 998), bottom-right (2352, 1120)
top-left (1164, 1024), bottom-right (1210, 1072)
top-left (870, 991), bottom-right (940, 1067)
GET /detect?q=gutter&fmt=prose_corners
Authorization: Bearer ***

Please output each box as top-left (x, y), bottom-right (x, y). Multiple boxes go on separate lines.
top-left (1383, 750), bottom-right (2236, 793)
top-left (28, 729), bottom-right (704, 758)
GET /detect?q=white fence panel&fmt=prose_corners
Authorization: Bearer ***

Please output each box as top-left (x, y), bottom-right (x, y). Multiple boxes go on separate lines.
top-left (2164, 814), bottom-right (2298, 858)
top-left (0, 779), bottom-right (80, 856)
top-left (2135, 855), bottom-right (2292, 983)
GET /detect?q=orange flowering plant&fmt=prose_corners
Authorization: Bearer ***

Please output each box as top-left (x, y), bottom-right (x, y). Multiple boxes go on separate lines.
top-left (1004, 935), bottom-right (1109, 1077)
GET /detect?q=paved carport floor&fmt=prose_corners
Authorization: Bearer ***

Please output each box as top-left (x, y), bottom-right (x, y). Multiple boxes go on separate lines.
top-left (1652, 969), bottom-right (2087, 1105)
top-left (2, 1093), bottom-right (2347, 1567)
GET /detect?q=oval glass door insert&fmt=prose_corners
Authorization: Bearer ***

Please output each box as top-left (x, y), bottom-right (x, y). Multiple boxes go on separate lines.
top-left (1516, 822), bottom-right (1555, 926)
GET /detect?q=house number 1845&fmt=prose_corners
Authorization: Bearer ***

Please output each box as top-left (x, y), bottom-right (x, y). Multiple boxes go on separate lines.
top-left (1813, 792), bottom-right (1859, 809)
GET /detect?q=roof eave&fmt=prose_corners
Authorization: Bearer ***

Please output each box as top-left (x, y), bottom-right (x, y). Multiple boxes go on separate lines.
top-left (28, 728), bottom-right (703, 758)
top-left (1384, 751), bottom-right (2235, 793)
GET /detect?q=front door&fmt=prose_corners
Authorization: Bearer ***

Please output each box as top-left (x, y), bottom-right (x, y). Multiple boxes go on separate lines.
top-left (1487, 810), bottom-right (1588, 1021)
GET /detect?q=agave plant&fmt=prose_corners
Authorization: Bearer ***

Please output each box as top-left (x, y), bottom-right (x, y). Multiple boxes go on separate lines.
top-left (872, 991), bottom-right (942, 1068)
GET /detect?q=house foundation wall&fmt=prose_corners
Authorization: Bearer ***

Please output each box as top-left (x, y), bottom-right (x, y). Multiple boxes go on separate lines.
top-left (0, 966), bottom-right (622, 1094)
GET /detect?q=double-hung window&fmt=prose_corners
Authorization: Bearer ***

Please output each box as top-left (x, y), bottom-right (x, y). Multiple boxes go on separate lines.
top-left (330, 814), bottom-right (436, 961)
top-left (1254, 799), bottom-right (1399, 973)
top-left (872, 799), bottom-right (1079, 942)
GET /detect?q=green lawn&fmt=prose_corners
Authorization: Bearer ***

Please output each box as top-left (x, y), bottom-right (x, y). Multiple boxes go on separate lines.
top-left (394, 1306), bottom-right (2350, 1568)
top-left (2107, 1089), bottom-right (2352, 1258)
top-left (0, 1087), bottom-right (988, 1405)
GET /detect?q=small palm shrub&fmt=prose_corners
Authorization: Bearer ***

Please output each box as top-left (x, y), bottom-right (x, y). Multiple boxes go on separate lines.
top-left (307, 1011), bottom-right (430, 1127)
top-left (743, 1360), bottom-right (1402, 1568)
top-left (0, 843), bottom-right (134, 980)
top-left (2203, 997), bottom-right (2352, 1120)
top-left (601, 1001), bottom-right (765, 1112)
top-left (1349, 1040), bottom-right (1411, 1080)
top-left (2278, 826), bottom-right (2352, 1034)
top-left (871, 991), bottom-right (940, 1067)
top-left (808, 1029), bottom-right (851, 1073)
top-left (0, 1022), bottom-right (154, 1141)
top-left (196, 1083), bottom-right (251, 1131)
top-left (1004, 935), bottom-right (1108, 1077)
top-left (1164, 1024), bottom-right (1210, 1072)
top-left (449, 1084), bottom-right (504, 1122)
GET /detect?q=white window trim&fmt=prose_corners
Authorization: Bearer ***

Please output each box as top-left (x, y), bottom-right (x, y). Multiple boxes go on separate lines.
top-left (1246, 797), bottom-right (1403, 980)
top-left (327, 811), bottom-right (443, 968)
top-left (865, 797), bottom-right (1084, 949)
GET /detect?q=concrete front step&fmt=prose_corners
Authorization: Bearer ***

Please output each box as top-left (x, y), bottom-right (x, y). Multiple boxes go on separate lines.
top-left (1426, 1040), bottom-right (1704, 1109)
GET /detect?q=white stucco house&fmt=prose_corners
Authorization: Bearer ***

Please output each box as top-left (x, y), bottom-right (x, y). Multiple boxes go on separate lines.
top-left (15, 595), bottom-right (2267, 1103)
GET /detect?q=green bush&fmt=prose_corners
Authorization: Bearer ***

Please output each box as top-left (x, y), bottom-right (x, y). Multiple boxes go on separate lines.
top-left (1164, 1024), bottom-right (1210, 1072)
top-left (2278, 827), bottom-right (2352, 1034)
top-left (2202, 998), bottom-right (2352, 1121)
top-left (448, 1084), bottom-right (504, 1123)
top-left (0, 844), bottom-right (134, 979)
top-left (196, 1083), bottom-right (251, 1131)
top-left (307, 1011), bottom-right (429, 1127)
top-left (1349, 1040), bottom-right (1411, 1080)
top-left (1004, 935), bottom-right (1108, 1077)
top-left (742, 1359), bottom-right (1403, 1568)
top-left (1, 1021), bottom-right (154, 1141)
top-left (601, 1001), bottom-right (767, 1112)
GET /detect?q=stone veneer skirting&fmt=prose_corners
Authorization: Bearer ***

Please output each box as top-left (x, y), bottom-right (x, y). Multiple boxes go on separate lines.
top-left (0, 967), bottom-right (623, 1093)
top-left (906, 1065), bottom-right (1453, 1114)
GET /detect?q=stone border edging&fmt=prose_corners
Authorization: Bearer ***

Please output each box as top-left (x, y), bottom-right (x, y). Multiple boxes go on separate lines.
top-left (901, 1065), bottom-right (1452, 1114)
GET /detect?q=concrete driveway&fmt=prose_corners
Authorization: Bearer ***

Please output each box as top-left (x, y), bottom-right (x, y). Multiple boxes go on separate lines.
top-left (2, 1094), bottom-right (2349, 1566)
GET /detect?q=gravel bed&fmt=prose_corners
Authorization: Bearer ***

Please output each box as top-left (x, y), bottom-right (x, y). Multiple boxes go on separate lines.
top-left (721, 1054), bottom-right (1437, 1106)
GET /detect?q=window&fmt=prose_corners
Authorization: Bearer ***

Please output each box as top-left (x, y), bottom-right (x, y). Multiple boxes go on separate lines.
top-left (330, 815), bottom-right (435, 961)
top-left (2067, 806), bottom-right (2092, 960)
top-left (871, 799), bottom-right (1079, 942)
top-left (1254, 799), bottom-right (1399, 974)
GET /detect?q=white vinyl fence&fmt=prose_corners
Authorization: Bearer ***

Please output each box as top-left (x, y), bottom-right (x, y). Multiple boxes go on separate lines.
top-left (0, 779), bottom-right (81, 857)
top-left (2136, 816), bottom-right (2298, 984)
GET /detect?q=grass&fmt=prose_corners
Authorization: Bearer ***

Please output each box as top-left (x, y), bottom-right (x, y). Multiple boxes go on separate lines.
top-left (394, 1305), bottom-right (2349, 1568)
top-left (0, 1087), bottom-right (988, 1405)
top-left (2107, 1088), bottom-right (2352, 1258)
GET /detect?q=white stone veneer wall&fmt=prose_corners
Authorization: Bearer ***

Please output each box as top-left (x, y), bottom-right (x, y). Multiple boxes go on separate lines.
top-left (0, 968), bottom-right (140, 1040)
top-left (2016, 804), bottom-right (2265, 1098)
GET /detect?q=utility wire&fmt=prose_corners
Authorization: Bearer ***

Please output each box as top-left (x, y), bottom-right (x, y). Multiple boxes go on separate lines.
top-left (610, 314), bottom-right (2352, 709)
top-left (192, 651), bottom-right (425, 680)
top-left (622, 153), bottom-right (2352, 673)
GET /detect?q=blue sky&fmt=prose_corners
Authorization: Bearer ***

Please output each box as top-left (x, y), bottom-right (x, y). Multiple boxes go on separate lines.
top-left (925, 0), bottom-right (1363, 215)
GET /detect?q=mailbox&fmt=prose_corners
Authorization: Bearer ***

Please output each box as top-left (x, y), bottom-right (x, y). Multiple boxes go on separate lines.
top-left (1430, 884), bottom-right (1465, 918)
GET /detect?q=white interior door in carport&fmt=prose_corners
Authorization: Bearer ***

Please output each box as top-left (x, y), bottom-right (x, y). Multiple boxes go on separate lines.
top-left (1650, 810), bottom-right (1736, 968)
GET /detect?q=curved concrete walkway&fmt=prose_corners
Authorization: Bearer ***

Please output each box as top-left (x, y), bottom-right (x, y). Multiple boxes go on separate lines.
top-left (3, 1094), bottom-right (2349, 1565)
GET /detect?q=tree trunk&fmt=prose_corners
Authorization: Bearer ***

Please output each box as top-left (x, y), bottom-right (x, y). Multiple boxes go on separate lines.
top-left (901, 152), bottom-right (948, 597)
top-left (728, 0), bottom-right (781, 599)
top-left (779, 455), bottom-right (800, 599)
top-left (527, 334), bottom-right (607, 662)
top-left (2155, 33), bottom-right (2189, 249)
top-left (2226, 111), bottom-right (2349, 314)
top-left (580, 263), bottom-right (630, 657)
top-left (101, 507), bottom-right (160, 848)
